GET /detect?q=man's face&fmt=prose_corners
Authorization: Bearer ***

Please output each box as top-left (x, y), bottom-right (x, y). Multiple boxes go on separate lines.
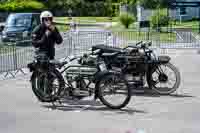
top-left (43, 17), bottom-right (53, 27)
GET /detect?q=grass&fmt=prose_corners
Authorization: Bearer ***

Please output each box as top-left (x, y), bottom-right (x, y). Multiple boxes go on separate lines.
top-left (171, 20), bottom-right (200, 33)
top-left (108, 23), bottom-right (176, 42)
top-left (54, 15), bottom-right (178, 42)
top-left (0, 45), bottom-right (15, 55)
top-left (112, 31), bottom-right (176, 42)
top-left (54, 17), bottom-right (119, 24)
top-left (172, 21), bottom-right (199, 29)
top-left (54, 17), bottom-right (119, 32)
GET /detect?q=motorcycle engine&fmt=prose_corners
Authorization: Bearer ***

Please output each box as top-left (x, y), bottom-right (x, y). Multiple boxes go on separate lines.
top-left (78, 54), bottom-right (97, 66)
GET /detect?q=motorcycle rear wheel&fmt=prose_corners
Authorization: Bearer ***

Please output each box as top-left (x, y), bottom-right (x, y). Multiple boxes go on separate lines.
top-left (31, 69), bottom-right (65, 102)
top-left (147, 62), bottom-right (181, 95)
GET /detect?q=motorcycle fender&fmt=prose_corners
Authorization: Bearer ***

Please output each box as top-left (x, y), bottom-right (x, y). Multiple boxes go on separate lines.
top-left (158, 56), bottom-right (171, 64)
top-left (94, 71), bottom-right (113, 100)
top-left (30, 71), bottom-right (37, 83)
top-left (27, 62), bottom-right (36, 72)
top-left (94, 71), bottom-right (113, 82)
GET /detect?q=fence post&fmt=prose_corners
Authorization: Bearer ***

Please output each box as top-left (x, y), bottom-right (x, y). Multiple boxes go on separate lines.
top-left (13, 41), bottom-right (17, 72)
top-left (15, 40), bottom-right (26, 75)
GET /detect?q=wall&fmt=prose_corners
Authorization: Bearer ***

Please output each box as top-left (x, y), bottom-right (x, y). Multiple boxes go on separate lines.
top-left (170, 7), bottom-right (200, 21)
top-left (136, 5), bottom-right (153, 22)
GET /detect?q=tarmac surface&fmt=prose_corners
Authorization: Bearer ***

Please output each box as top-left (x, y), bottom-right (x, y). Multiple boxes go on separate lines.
top-left (0, 49), bottom-right (200, 133)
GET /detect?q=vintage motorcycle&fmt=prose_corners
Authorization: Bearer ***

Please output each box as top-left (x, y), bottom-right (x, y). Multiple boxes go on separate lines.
top-left (91, 41), bottom-right (181, 95)
top-left (27, 49), bottom-right (132, 109)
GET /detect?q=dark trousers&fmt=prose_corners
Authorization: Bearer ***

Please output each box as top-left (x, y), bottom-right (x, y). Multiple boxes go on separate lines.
top-left (49, 56), bottom-right (54, 60)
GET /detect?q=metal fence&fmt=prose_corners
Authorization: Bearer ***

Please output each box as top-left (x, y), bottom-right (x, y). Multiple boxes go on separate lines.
top-left (0, 30), bottom-right (200, 78)
top-left (0, 40), bottom-right (34, 77)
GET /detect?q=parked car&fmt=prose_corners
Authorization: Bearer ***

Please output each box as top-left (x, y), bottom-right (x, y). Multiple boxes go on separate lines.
top-left (0, 13), bottom-right (40, 45)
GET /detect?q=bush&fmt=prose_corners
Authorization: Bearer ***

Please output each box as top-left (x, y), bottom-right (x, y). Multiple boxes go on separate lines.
top-left (191, 17), bottom-right (200, 21)
top-left (112, 3), bottom-right (120, 17)
top-left (52, 1), bottom-right (119, 17)
top-left (0, 0), bottom-right (46, 12)
top-left (151, 12), bottom-right (170, 30)
top-left (119, 13), bottom-right (135, 29)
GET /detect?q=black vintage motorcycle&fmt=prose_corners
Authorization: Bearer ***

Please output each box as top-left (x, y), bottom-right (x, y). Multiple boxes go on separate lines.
top-left (91, 41), bottom-right (181, 95)
top-left (27, 49), bottom-right (132, 109)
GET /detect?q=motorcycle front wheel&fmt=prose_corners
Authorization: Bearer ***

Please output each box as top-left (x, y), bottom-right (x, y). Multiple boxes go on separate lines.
top-left (147, 62), bottom-right (181, 95)
top-left (96, 73), bottom-right (132, 109)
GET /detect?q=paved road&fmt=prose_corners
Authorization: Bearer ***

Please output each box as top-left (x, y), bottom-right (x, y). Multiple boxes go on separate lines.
top-left (0, 49), bottom-right (200, 133)
top-left (175, 29), bottom-right (197, 43)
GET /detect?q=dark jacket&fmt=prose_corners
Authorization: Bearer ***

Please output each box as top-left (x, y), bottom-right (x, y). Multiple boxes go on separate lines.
top-left (32, 24), bottom-right (63, 59)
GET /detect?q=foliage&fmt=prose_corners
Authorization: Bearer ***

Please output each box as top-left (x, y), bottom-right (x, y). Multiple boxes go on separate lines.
top-left (119, 12), bottom-right (136, 28)
top-left (191, 17), bottom-right (200, 21)
top-left (120, 0), bottom-right (138, 5)
top-left (151, 11), bottom-right (170, 30)
top-left (140, 0), bottom-right (175, 9)
top-left (0, 0), bottom-right (46, 12)
top-left (49, 0), bottom-right (120, 17)
top-left (120, 0), bottom-right (173, 9)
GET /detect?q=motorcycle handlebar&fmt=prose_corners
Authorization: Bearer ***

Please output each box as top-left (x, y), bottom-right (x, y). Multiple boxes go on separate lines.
top-left (123, 41), bottom-right (143, 50)
top-left (136, 41), bottom-right (143, 46)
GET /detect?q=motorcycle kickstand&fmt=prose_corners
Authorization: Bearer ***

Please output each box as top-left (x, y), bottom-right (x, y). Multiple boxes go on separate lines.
top-left (57, 99), bottom-right (63, 105)
top-left (51, 102), bottom-right (57, 110)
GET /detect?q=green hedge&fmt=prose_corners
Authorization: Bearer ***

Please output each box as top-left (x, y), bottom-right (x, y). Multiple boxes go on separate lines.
top-left (0, 0), bottom-right (46, 12)
top-left (52, 2), bottom-right (120, 17)
top-left (151, 11), bottom-right (170, 31)
top-left (119, 13), bottom-right (136, 29)
top-left (0, 0), bottom-right (119, 16)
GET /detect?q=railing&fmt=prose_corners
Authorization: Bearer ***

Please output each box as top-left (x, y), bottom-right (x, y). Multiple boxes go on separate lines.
top-left (0, 30), bottom-right (200, 78)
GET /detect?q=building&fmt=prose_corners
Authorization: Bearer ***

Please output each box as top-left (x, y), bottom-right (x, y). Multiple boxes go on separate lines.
top-left (170, 0), bottom-right (200, 21)
top-left (120, 0), bottom-right (200, 25)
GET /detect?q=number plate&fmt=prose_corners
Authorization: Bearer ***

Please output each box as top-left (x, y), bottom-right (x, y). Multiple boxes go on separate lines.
top-left (99, 63), bottom-right (107, 71)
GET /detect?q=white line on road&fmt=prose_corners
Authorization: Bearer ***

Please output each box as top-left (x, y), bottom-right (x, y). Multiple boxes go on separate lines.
top-left (175, 31), bottom-right (184, 41)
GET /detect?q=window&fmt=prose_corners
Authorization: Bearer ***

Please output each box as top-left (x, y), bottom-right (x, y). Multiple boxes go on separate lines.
top-left (6, 14), bottom-right (32, 27)
top-left (180, 7), bottom-right (187, 15)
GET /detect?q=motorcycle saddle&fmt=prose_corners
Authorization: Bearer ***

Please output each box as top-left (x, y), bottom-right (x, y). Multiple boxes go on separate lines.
top-left (92, 44), bottom-right (123, 53)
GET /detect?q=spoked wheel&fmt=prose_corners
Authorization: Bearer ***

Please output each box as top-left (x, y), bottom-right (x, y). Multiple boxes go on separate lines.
top-left (31, 69), bottom-right (65, 102)
top-left (148, 62), bottom-right (181, 95)
top-left (96, 73), bottom-right (131, 109)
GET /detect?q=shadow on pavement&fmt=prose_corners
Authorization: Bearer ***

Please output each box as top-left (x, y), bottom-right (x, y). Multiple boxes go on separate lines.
top-left (41, 98), bottom-right (147, 115)
top-left (83, 107), bottom-right (147, 115)
top-left (132, 87), bottom-right (195, 98)
top-left (168, 93), bottom-right (195, 98)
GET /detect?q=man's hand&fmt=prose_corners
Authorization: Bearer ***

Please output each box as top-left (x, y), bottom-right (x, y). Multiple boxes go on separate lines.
top-left (48, 25), bottom-right (55, 32)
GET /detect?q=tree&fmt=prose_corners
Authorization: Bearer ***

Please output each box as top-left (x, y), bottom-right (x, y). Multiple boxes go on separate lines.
top-left (119, 12), bottom-right (136, 28)
top-left (0, 0), bottom-right (46, 12)
top-left (120, 0), bottom-right (138, 5)
top-left (151, 11), bottom-right (170, 31)
top-left (120, 0), bottom-right (173, 9)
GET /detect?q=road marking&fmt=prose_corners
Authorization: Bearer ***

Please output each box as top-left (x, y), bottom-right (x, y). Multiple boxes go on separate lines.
top-left (192, 32), bottom-right (200, 42)
top-left (175, 31), bottom-right (183, 41)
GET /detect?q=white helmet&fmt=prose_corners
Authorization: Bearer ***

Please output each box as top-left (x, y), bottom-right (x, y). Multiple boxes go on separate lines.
top-left (40, 11), bottom-right (53, 23)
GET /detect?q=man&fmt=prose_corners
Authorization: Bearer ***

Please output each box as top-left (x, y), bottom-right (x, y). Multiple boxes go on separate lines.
top-left (31, 11), bottom-right (63, 97)
top-left (32, 11), bottom-right (63, 60)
